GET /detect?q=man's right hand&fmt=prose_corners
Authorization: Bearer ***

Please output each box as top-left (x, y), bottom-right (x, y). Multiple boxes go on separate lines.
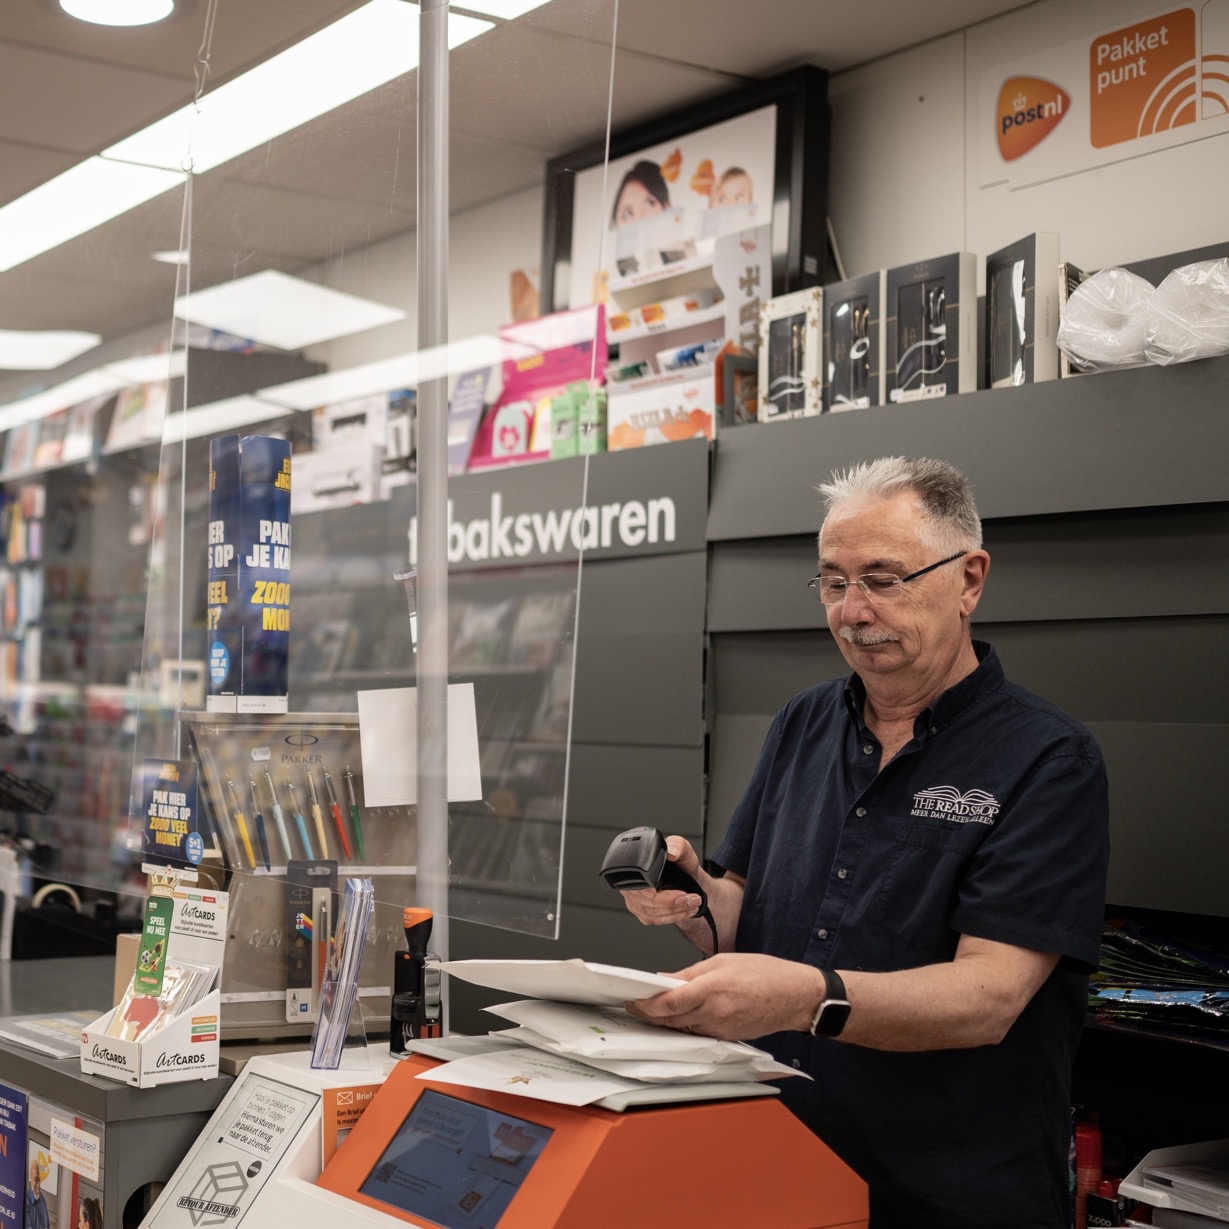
top-left (619, 835), bottom-right (706, 928)
top-left (618, 836), bottom-right (744, 956)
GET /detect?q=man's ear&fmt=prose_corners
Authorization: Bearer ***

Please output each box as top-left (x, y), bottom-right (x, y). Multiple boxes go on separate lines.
top-left (960, 551), bottom-right (990, 617)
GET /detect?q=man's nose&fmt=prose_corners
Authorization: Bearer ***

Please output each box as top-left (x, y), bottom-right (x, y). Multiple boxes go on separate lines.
top-left (838, 582), bottom-right (876, 620)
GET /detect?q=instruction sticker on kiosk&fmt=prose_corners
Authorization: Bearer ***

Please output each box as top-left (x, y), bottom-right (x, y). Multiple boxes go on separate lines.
top-left (146, 1072), bottom-right (319, 1228)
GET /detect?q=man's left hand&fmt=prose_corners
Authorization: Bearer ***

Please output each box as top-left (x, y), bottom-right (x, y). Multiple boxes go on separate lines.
top-left (626, 953), bottom-right (825, 1040)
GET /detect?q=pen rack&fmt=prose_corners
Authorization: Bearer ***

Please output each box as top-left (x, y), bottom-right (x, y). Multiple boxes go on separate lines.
top-left (179, 711), bottom-right (420, 1041)
top-left (181, 711), bottom-right (415, 874)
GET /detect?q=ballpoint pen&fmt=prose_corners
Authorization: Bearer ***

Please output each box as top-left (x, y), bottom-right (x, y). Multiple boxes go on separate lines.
top-left (322, 769), bottom-right (353, 861)
top-left (285, 778), bottom-right (314, 859)
top-left (225, 778), bottom-right (256, 867)
top-left (248, 776), bottom-right (271, 870)
top-left (343, 766), bottom-right (365, 861)
top-left (264, 770), bottom-right (293, 860)
top-left (306, 769), bottom-right (330, 859)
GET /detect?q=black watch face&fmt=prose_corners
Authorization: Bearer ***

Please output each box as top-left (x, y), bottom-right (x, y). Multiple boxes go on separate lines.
top-left (814, 999), bottom-right (851, 1037)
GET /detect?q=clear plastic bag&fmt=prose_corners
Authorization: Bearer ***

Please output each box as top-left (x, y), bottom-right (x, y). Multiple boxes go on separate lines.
top-left (1144, 257), bottom-right (1229, 365)
top-left (1056, 267), bottom-right (1154, 372)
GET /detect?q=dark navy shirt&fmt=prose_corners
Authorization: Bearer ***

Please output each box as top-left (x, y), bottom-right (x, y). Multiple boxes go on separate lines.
top-left (713, 641), bottom-right (1109, 1227)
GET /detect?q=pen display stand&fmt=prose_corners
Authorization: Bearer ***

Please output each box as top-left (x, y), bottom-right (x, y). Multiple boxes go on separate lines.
top-left (180, 712), bottom-right (416, 1042)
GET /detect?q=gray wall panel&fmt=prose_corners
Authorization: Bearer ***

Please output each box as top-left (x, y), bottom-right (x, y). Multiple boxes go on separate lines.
top-left (573, 631), bottom-right (704, 745)
top-left (708, 354), bottom-right (1229, 540)
top-left (571, 550), bottom-right (708, 745)
top-left (983, 619), bottom-right (1228, 726)
top-left (709, 619), bottom-right (1229, 730)
top-left (567, 744), bottom-right (704, 834)
top-left (1089, 722), bottom-right (1229, 918)
top-left (578, 550), bottom-right (709, 635)
top-left (709, 503), bottom-right (1229, 632)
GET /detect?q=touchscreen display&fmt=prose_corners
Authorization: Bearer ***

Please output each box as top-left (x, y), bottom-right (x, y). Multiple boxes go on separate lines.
top-left (360, 1089), bottom-right (554, 1228)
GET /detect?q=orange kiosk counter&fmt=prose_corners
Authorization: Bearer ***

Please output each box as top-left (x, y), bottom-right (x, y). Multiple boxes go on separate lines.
top-left (318, 1049), bottom-right (869, 1229)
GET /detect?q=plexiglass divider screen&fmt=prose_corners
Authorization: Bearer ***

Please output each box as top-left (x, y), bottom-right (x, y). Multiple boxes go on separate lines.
top-left (0, 0), bottom-right (628, 1032)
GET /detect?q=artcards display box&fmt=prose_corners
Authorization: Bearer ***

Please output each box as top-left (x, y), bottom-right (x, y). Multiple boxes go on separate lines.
top-left (81, 890), bottom-right (227, 1088)
top-left (822, 270), bottom-right (886, 411)
top-left (985, 232), bottom-right (1061, 387)
top-left (886, 252), bottom-right (976, 402)
top-left (207, 435), bottom-right (292, 713)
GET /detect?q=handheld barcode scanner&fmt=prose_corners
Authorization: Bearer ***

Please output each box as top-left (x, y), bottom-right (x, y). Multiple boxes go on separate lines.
top-left (599, 825), bottom-right (719, 952)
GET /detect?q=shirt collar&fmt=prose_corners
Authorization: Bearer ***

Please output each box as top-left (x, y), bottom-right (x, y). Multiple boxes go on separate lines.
top-left (842, 639), bottom-right (1002, 736)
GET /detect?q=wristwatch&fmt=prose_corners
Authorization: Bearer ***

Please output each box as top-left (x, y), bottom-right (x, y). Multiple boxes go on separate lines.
top-left (809, 968), bottom-right (851, 1038)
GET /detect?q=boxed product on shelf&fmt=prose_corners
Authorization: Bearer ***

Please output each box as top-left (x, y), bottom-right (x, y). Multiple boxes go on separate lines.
top-left (291, 440), bottom-right (383, 514)
top-left (886, 251), bottom-right (976, 402)
top-left (468, 305), bottom-right (606, 471)
top-left (758, 287), bottom-right (822, 421)
top-left (822, 270), bottom-right (886, 411)
top-left (606, 367), bottom-right (716, 449)
top-left (985, 232), bottom-right (1061, 387)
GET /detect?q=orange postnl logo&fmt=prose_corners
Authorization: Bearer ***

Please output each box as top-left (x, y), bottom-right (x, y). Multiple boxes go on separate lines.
top-left (997, 76), bottom-right (1071, 159)
top-left (1090, 8), bottom-right (1196, 147)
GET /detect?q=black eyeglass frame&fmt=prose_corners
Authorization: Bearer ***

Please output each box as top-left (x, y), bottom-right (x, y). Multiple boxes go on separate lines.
top-left (807, 550), bottom-right (968, 604)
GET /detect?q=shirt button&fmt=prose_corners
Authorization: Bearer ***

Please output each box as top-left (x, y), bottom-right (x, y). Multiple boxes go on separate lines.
top-left (817, 928), bottom-right (829, 940)
top-left (792, 1059), bottom-right (801, 1069)
top-left (855, 806), bottom-right (867, 817)
top-left (930, 725), bottom-right (938, 735)
top-left (862, 743), bottom-right (875, 755)
top-left (837, 868), bottom-right (848, 880)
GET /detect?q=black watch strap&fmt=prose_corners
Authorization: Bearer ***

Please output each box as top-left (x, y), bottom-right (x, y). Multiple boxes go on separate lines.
top-left (809, 968), bottom-right (851, 1038)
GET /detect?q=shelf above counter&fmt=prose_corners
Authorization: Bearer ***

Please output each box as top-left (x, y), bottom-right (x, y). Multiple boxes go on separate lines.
top-left (708, 353), bottom-right (1229, 540)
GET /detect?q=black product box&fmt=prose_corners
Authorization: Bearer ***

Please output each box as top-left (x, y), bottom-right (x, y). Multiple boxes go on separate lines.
top-left (886, 251), bottom-right (976, 402)
top-left (985, 231), bottom-right (1061, 388)
top-left (822, 270), bottom-right (886, 411)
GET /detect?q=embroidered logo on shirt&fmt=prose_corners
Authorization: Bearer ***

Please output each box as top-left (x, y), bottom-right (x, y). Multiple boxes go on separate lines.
top-left (910, 785), bottom-right (1001, 825)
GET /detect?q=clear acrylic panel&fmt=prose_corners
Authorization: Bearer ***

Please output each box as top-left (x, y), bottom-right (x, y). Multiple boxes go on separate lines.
top-left (0, 0), bottom-right (618, 1030)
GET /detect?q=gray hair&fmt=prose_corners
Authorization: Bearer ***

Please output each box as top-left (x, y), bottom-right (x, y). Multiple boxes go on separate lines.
top-left (817, 457), bottom-right (982, 553)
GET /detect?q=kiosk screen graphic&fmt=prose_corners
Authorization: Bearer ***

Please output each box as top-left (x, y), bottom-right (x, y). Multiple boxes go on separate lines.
top-left (360, 1090), bottom-right (553, 1228)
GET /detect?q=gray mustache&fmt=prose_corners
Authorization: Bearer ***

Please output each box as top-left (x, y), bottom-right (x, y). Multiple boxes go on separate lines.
top-left (839, 626), bottom-right (900, 646)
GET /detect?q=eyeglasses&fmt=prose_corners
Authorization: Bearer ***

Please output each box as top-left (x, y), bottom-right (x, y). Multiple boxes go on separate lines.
top-left (807, 550), bottom-right (967, 605)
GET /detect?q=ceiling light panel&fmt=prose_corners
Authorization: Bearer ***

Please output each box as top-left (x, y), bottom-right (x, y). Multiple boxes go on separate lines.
top-left (0, 158), bottom-right (184, 273)
top-left (453, 0), bottom-right (551, 18)
top-left (60, 0), bottom-right (175, 26)
top-left (104, 2), bottom-right (493, 175)
top-left (0, 330), bottom-right (101, 370)
top-left (174, 270), bottom-right (406, 350)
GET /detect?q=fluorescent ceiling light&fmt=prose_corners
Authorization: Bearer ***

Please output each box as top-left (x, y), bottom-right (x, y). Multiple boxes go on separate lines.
top-left (0, 371), bottom-right (128, 433)
top-left (60, 0), bottom-right (174, 25)
top-left (152, 249), bottom-right (190, 265)
top-left (175, 271), bottom-right (406, 350)
top-left (101, 350), bottom-right (188, 385)
top-left (256, 334), bottom-right (536, 409)
top-left (0, 330), bottom-right (101, 370)
top-left (0, 158), bottom-right (183, 274)
top-left (161, 395), bottom-right (284, 444)
top-left (105, 1), bottom-right (493, 176)
top-left (454, 0), bottom-right (551, 17)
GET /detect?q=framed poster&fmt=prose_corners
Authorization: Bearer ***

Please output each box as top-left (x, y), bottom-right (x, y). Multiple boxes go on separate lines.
top-left (542, 66), bottom-right (832, 313)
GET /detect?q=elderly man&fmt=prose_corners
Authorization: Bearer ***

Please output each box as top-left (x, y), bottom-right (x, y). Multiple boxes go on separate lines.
top-left (623, 457), bottom-right (1109, 1227)
top-left (26, 1158), bottom-right (50, 1229)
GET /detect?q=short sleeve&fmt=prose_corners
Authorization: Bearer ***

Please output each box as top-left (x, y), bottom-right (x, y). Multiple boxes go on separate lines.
top-left (951, 745), bottom-right (1109, 972)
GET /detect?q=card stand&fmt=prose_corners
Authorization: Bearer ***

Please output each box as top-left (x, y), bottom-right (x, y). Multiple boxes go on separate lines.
top-left (310, 984), bottom-right (373, 1073)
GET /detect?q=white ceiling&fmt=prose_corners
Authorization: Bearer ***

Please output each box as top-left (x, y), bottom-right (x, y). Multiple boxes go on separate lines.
top-left (0, 0), bottom-right (1034, 352)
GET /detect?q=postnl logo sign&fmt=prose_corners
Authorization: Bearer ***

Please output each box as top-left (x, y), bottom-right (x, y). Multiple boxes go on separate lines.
top-left (1090, 8), bottom-right (1197, 148)
top-left (996, 76), bottom-right (1071, 160)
